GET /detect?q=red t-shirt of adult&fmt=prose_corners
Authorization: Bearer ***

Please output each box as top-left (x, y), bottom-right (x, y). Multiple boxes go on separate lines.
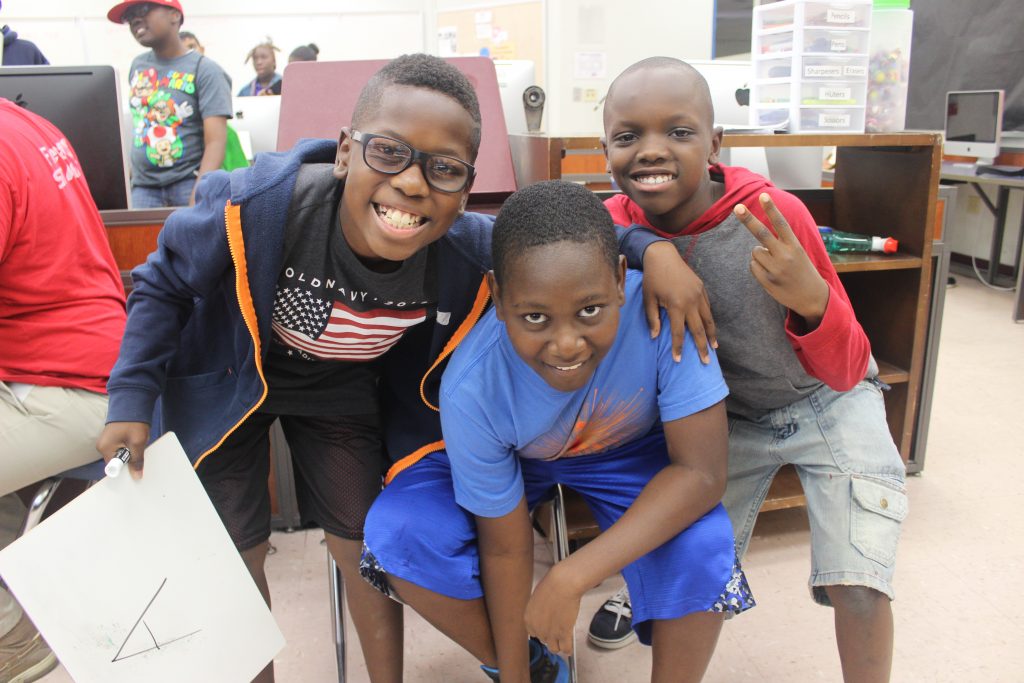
top-left (0, 99), bottom-right (126, 394)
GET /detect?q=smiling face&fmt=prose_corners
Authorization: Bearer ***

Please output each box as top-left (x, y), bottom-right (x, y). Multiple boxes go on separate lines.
top-left (127, 5), bottom-right (180, 48)
top-left (491, 241), bottom-right (626, 393)
top-left (252, 46), bottom-right (276, 81)
top-left (603, 65), bottom-right (723, 233)
top-left (333, 84), bottom-right (476, 266)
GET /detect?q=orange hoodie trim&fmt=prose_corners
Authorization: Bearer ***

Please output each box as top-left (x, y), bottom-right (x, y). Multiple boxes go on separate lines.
top-left (387, 277), bottom-right (490, 485)
top-left (418, 276), bottom-right (490, 412)
top-left (384, 439), bottom-right (446, 486)
top-left (193, 201), bottom-right (268, 470)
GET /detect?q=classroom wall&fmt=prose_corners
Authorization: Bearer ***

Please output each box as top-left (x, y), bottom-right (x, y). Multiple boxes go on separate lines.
top-left (543, 0), bottom-right (715, 135)
top-left (0, 0), bottom-right (425, 96)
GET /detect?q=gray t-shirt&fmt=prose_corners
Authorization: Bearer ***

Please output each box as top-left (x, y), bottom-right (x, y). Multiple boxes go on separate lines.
top-left (126, 50), bottom-right (232, 188)
top-left (674, 212), bottom-right (876, 419)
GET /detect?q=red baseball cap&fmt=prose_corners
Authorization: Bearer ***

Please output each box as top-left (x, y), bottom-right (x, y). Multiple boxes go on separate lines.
top-left (107, 0), bottom-right (185, 25)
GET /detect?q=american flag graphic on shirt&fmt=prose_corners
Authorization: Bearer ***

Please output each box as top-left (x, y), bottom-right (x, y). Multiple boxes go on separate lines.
top-left (272, 286), bottom-right (427, 361)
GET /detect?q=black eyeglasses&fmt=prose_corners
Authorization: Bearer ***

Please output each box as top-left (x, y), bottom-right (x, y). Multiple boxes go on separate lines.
top-left (350, 130), bottom-right (475, 193)
top-left (122, 3), bottom-right (155, 22)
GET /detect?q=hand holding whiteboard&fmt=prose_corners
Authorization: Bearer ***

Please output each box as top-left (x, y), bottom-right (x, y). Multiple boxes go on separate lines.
top-left (0, 433), bottom-right (285, 683)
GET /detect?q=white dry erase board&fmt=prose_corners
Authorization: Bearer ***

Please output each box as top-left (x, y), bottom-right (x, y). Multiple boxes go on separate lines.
top-left (0, 433), bottom-right (285, 683)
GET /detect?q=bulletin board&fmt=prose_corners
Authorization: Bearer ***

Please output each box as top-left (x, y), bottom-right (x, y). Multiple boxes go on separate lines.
top-left (437, 1), bottom-right (544, 85)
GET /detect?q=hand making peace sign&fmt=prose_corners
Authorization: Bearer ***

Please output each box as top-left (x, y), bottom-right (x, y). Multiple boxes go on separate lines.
top-left (734, 192), bottom-right (830, 330)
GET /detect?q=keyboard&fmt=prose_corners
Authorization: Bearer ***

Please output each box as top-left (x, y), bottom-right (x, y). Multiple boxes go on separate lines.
top-left (976, 164), bottom-right (1024, 177)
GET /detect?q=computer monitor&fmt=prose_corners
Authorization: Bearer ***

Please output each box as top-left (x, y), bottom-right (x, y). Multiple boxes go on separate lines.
top-left (688, 59), bottom-right (752, 129)
top-left (0, 65), bottom-right (130, 211)
top-left (944, 90), bottom-right (1005, 162)
top-left (231, 95), bottom-right (282, 160)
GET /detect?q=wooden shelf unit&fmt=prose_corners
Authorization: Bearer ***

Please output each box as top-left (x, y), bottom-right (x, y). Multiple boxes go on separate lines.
top-left (510, 132), bottom-right (942, 514)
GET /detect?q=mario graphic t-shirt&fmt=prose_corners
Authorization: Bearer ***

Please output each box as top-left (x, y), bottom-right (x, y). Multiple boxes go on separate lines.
top-left (127, 50), bottom-right (231, 187)
top-left (261, 165), bottom-right (438, 415)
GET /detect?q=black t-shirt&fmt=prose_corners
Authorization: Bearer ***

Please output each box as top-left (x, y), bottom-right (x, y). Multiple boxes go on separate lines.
top-left (261, 164), bottom-right (437, 415)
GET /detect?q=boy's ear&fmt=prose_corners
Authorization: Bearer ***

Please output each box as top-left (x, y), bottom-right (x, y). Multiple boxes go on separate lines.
top-left (708, 126), bottom-right (725, 165)
top-left (616, 254), bottom-right (627, 303)
top-left (600, 136), bottom-right (610, 174)
top-left (486, 271), bottom-right (505, 320)
top-left (333, 127), bottom-right (353, 181)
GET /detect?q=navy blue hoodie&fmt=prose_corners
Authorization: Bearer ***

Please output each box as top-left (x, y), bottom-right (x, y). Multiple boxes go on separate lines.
top-left (1, 26), bottom-right (49, 65)
top-left (106, 138), bottom-right (495, 470)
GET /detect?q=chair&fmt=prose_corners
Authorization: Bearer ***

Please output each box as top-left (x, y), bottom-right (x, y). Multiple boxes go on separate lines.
top-left (549, 484), bottom-right (579, 683)
top-left (18, 460), bottom-right (106, 537)
top-left (328, 555), bottom-right (346, 682)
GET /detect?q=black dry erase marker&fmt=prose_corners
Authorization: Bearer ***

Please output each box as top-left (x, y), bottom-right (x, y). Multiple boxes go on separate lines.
top-left (105, 446), bottom-right (131, 478)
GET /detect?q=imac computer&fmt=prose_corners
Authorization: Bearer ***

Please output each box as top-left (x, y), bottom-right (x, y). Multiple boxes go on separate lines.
top-left (0, 66), bottom-right (130, 211)
top-left (944, 90), bottom-right (1004, 163)
top-left (688, 59), bottom-right (752, 129)
top-left (231, 95), bottom-right (282, 161)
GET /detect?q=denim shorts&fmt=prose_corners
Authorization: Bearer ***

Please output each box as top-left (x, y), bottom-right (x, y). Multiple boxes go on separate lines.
top-left (131, 175), bottom-right (195, 208)
top-left (723, 379), bottom-right (907, 606)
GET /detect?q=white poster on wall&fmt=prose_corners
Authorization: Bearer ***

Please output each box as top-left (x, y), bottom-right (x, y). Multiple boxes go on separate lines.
top-left (573, 51), bottom-right (607, 79)
top-left (0, 433), bottom-right (285, 683)
top-left (438, 26), bottom-right (458, 57)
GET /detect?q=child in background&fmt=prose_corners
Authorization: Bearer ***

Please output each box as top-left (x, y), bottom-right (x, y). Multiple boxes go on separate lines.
top-left (108, 0), bottom-right (232, 208)
top-left (288, 43), bottom-right (319, 63)
top-left (239, 37), bottom-right (281, 96)
top-left (361, 180), bottom-right (753, 683)
top-left (178, 30), bottom-right (202, 54)
top-left (97, 54), bottom-right (494, 683)
top-left (595, 56), bottom-right (907, 681)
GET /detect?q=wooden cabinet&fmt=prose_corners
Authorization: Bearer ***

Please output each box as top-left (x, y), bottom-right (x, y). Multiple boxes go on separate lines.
top-left (510, 132), bottom-right (942, 512)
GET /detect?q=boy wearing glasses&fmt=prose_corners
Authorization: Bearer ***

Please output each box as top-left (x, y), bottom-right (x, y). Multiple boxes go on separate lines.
top-left (108, 0), bottom-right (231, 207)
top-left (97, 55), bottom-right (493, 683)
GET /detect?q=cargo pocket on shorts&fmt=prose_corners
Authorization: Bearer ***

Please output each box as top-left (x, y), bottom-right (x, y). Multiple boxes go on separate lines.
top-left (850, 476), bottom-right (907, 567)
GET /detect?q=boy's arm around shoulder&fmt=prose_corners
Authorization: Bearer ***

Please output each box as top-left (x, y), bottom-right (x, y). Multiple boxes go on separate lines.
top-left (443, 210), bottom-right (495, 271)
top-left (762, 189), bottom-right (871, 390)
top-left (618, 224), bottom-right (718, 365)
top-left (104, 171), bottom-right (236, 425)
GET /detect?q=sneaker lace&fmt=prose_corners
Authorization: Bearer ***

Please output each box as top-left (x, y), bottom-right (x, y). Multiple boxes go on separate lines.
top-left (602, 585), bottom-right (632, 630)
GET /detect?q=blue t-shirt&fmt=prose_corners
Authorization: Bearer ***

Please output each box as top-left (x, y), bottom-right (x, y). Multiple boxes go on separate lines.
top-left (440, 269), bottom-right (729, 518)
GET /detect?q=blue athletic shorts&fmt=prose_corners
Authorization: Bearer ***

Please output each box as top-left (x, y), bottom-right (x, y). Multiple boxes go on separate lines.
top-left (363, 430), bottom-right (754, 644)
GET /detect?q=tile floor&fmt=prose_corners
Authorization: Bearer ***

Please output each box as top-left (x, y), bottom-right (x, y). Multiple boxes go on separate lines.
top-left (26, 274), bottom-right (1024, 682)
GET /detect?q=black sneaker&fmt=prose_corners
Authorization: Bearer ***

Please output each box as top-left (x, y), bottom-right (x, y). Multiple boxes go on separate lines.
top-left (480, 638), bottom-right (569, 682)
top-left (587, 585), bottom-right (637, 649)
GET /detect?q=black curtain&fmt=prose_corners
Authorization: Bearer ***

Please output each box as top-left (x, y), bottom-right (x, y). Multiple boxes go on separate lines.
top-left (907, 0), bottom-right (1024, 131)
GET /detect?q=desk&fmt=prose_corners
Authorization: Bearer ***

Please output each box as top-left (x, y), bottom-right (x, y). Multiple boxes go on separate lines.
top-left (938, 165), bottom-right (1024, 322)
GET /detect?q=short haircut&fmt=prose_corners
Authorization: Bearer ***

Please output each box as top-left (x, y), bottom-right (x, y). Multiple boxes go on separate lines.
top-left (351, 54), bottom-right (482, 160)
top-left (289, 43), bottom-right (319, 62)
top-left (606, 56), bottom-right (715, 126)
top-left (178, 31), bottom-right (200, 46)
top-left (492, 180), bottom-right (618, 285)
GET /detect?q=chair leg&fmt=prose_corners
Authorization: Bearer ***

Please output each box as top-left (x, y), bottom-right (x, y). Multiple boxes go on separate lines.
top-left (550, 485), bottom-right (578, 683)
top-left (21, 478), bottom-right (62, 536)
top-left (328, 554), bottom-right (346, 683)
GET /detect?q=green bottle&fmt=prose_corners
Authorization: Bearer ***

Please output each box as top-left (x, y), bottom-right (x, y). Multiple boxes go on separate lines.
top-left (818, 226), bottom-right (898, 254)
